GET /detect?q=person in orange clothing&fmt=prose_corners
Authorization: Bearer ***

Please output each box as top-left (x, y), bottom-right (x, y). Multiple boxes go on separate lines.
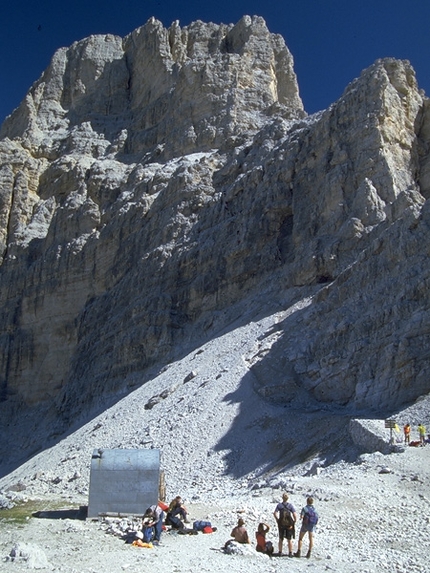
top-left (403, 423), bottom-right (411, 445)
top-left (255, 522), bottom-right (274, 555)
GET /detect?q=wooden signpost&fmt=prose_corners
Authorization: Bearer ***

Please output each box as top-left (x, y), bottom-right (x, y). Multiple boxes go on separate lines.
top-left (385, 419), bottom-right (397, 445)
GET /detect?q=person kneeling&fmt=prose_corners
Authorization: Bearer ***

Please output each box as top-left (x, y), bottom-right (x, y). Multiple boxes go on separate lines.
top-left (142, 503), bottom-right (164, 545)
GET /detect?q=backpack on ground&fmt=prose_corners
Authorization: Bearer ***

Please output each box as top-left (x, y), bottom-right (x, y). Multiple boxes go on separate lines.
top-left (193, 520), bottom-right (211, 532)
top-left (303, 507), bottom-right (318, 527)
top-left (142, 526), bottom-right (153, 543)
top-left (177, 527), bottom-right (198, 535)
top-left (279, 504), bottom-right (294, 528)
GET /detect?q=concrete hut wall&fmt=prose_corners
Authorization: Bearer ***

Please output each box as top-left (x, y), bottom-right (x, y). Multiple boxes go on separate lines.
top-left (87, 448), bottom-right (160, 518)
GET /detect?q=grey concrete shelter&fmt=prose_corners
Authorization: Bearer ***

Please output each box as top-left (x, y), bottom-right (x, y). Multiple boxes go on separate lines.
top-left (87, 448), bottom-right (160, 518)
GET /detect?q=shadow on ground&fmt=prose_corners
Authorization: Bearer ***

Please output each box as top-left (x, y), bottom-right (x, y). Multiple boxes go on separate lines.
top-left (214, 368), bottom-right (357, 479)
top-left (32, 506), bottom-right (88, 520)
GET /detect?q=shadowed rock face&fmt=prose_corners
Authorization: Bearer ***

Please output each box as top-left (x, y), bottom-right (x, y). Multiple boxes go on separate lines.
top-left (0, 15), bottom-right (429, 433)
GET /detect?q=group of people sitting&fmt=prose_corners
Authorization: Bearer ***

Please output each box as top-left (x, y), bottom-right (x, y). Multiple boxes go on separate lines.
top-left (133, 492), bottom-right (319, 559)
top-left (226, 494), bottom-right (319, 559)
top-left (133, 495), bottom-right (216, 546)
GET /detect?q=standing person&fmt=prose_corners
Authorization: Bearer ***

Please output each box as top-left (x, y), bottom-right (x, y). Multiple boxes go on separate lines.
top-left (142, 503), bottom-right (164, 545)
top-left (418, 423), bottom-right (426, 446)
top-left (404, 423), bottom-right (411, 445)
top-left (294, 497), bottom-right (319, 559)
top-left (255, 522), bottom-right (274, 555)
top-left (273, 493), bottom-right (297, 557)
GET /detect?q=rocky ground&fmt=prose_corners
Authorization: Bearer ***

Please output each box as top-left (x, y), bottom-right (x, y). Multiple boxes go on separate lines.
top-left (1, 444), bottom-right (429, 573)
top-left (1, 295), bottom-right (430, 572)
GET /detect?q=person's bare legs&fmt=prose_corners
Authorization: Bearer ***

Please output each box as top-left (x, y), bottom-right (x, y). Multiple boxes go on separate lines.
top-left (295, 531), bottom-right (305, 556)
top-left (306, 532), bottom-right (314, 558)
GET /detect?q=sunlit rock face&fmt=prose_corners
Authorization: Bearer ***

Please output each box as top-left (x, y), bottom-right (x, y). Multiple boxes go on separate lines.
top-left (0, 14), bottom-right (429, 431)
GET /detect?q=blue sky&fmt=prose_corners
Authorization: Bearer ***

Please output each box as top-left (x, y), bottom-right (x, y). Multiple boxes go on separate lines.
top-left (1, 1), bottom-right (429, 124)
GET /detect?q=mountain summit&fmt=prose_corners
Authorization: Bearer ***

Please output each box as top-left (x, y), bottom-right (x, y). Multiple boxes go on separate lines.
top-left (0, 16), bottom-right (429, 473)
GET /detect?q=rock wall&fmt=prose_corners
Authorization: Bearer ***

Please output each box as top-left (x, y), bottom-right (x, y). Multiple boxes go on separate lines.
top-left (348, 419), bottom-right (392, 454)
top-left (0, 16), bottom-right (429, 429)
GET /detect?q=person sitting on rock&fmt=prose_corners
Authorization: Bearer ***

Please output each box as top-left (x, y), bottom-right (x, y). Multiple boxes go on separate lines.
top-left (165, 496), bottom-right (190, 529)
top-left (255, 522), bottom-right (274, 555)
top-left (230, 518), bottom-right (250, 544)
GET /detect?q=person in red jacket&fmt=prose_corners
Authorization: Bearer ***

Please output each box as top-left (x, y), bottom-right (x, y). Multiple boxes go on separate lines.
top-left (255, 522), bottom-right (274, 555)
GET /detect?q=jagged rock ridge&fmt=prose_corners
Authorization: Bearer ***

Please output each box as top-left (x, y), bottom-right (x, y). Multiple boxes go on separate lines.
top-left (0, 16), bottom-right (429, 463)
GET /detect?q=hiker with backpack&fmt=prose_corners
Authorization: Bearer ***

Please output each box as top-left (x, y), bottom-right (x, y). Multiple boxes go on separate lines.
top-left (294, 496), bottom-right (319, 559)
top-left (273, 493), bottom-right (297, 557)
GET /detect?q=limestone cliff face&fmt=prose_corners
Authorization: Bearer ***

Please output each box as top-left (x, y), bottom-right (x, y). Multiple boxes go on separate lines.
top-left (0, 15), bottom-right (303, 162)
top-left (0, 16), bottom-right (429, 432)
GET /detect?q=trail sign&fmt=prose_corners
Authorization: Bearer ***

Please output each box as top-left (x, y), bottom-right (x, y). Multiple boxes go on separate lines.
top-left (385, 419), bottom-right (398, 447)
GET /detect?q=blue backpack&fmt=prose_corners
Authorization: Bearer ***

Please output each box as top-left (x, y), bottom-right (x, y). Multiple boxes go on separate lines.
top-left (303, 506), bottom-right (318, 526)
top-left (193, 520), bottom-right (211, 531)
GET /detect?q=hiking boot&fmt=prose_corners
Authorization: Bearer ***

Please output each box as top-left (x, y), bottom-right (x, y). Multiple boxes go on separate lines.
top-left (294, 551), bottom-right (301, 558)
top-left (306, 550), bottom-right (311, 559)
top-left (288, 552), bottom-right (293, 558)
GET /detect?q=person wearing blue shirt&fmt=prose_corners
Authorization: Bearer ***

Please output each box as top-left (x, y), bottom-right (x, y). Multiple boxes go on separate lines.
top-left (273, 493), bottom-right (297, 557)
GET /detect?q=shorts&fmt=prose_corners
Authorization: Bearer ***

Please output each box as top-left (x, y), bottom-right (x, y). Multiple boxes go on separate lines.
top-left (300, 524), bottom-right (316, 534)
top-left (278, 526), bottom-right (295, 540)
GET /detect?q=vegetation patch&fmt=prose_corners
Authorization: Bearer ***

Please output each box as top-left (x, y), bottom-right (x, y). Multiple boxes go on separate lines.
top-left (0, 500), bottom-right (82, 525)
